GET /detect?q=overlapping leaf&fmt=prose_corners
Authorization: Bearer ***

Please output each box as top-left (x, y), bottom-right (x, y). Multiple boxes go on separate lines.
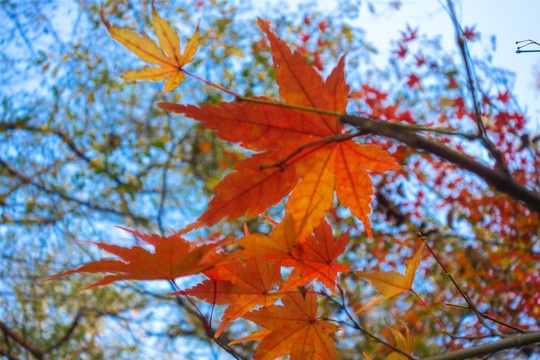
top-left (280, 218), bottom-right (350, 295)
top-left (386, 321), bottom-right (414, 360)
top-left (238, 215), bottom-right (349, 294)
top-left (237, 213), bottom-right (299, 259)
top-left (355, 243), bottom-right (425, 312)
top-left (159, 18), bottom-right (400, 239)
top-left (101, 3), bottom-right (199, 93)
top-left (241, 287), bottom-right (338, 360)
top-left (169, 256), bottom-right (282, 338)
top-left (362, 321), bottom-right (413, 360)
top-left (47, 227), bottom-right (225, 289)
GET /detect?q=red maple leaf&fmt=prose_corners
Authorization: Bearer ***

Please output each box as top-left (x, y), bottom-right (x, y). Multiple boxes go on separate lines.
top-left (47, 227), bottom-right (226, 289)
top-left (159, 19), bottom-right (400, 239)
top-left (401, 24), bottom-right (418, 43)
top-left (406, 73), bottom-right (420, 88)
top-left (394, 43), bottom-right (407, 58)
top-left (415, 54), bottom-right (426, 67)
top-left (281, 218), bottom-right (350, 295)
top-left (497, 90), bottom-right (510, 104)
top-left (462, 26), bottom-right (479, 41)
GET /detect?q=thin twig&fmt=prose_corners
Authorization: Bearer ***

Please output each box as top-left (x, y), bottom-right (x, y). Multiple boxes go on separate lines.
top-left (446, 0), bottom-right (509, 174)
top-left (410, 289), bottom-right (445, 330)
top-left (0, 122), bottom-right (129, 188)
top-left (182, 69), bottom-right (241, 97)
top-left (44, 311), bottom-right (82, 354)
top-left (417, 233), bottom-right (526, 334)
top-left (0, 158), bottom-right (149, 224)
top-left (516, 39), bottom-right (540, 53)
top-left (321, 292), bottom-right (417, 359)
top-left (168, 281), bottom-right (245, 360)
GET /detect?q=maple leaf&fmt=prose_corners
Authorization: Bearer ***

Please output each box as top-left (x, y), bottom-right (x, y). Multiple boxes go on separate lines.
top-left (400, 24), bottom-right (418, 43)
top-left (237, 213), bottom-right (299, 259)
top-left (406, 73), bottom-right (420, 88)
top-left (385, 321), bottom-right (414, 360)
top-left (101, 3), bottom-right (199, 94)
top-left (47, 227), bottom-right (225, 289)
top-left (394, 43), bottom-right (407, 58)
top-left (169, 256), bottom-right (283, 338)
top-left (280, 218), bottom-right (350, 295)
top-left (238, 215), bottom-right (349, 294)
top-left (462, 25), bottom-right (479, 41)
top-left (158, 19), bottom-right (400, 239)
top-left (497, 90), bottom-right (510, 104)
top-left (355, 242), bottom-right (425, 312)
top-left (241, 286), bottom-right (338, 360)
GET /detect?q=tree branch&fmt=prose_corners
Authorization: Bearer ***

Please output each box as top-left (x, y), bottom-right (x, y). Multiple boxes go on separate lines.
top-left (233, 96), bottom-right (540, 213)
top-left (340, 114), bottom-right (540, 214)
top-left (446, 0), bottom-right (509, 174)
top-left (422, 331), bottom-right (540, 360)
top-left (0, 122), bottom-right (129, 188)
top-left (44, 311), bottom-right (81, 354)
top-left (0, 320), bottom-right (43, 360)
top-left (0, 158), bottom-right (149, 224)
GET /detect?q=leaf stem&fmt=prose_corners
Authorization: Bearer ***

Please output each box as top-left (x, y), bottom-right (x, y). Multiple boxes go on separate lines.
top-left (410, 289), bottom-right (445, 330)
top-left (182, 69), bottom-right (241, 97)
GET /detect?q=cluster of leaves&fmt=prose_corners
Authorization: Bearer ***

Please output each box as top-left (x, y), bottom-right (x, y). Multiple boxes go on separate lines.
top-left (46, 2), bottom-right (540, 359)
top-left (50, 5), bottom-right (432, 359)
top-left (3, 0), bottom-right (538, 359)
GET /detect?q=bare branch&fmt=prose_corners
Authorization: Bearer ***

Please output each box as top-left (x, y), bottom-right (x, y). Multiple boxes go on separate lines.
top-left (0, 320), bottom-right (43, 360)
top-left (0, 158), bottom-right (149, 224)
top-left (446, 0), bottom-right (509, 174)
top-left (44, 311), bottom-right (81, 354)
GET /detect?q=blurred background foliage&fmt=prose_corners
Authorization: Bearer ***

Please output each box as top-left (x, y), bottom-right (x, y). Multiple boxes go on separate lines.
top-left (0, 0), bottom-right (538, 359)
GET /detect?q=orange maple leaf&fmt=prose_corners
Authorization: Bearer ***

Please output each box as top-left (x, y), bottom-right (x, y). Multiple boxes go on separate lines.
top-left (238, 215), bottom-right (349, 295)
top-left (159, 18), bottom-right (399, 239)
top-left (241, 286), bottom-right (338, 360)
top-left (237, 213), bottom-right (299, 259)
top-left (47, 227), bottom-right (225, 289)
top-left (280, 218), bottom-right (350, 295)
top-left (355, 242), bottom-right (425, 312)
top-left (168, 256), bottom-right (283, 338)
top-left (101, 3), bottom-right (199, 94)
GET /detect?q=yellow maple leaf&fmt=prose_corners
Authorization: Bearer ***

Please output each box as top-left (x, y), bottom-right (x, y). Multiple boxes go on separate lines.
top-left (355, 242), bottom-right (425, 313)
top-left (101, 3), bottom-right (199, 94)
top-left (385, 320), bottom-right (413, 360)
